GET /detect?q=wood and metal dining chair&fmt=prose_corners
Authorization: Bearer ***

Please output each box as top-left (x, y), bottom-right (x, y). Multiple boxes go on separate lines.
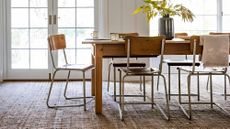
top-left (117, 36), bottom-right (170, 121)
top-left (157, 33), bottom-right (200, 100)
top-left (46, 34), bottom-right (94, 110)
top-left (177, 35), bottom-right (230, 120)
top-left (107, 33), bottom-right (146, 101)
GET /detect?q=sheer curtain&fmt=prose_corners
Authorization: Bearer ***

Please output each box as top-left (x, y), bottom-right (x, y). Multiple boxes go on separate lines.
top-left (0, 0), bottom-right (4, 82)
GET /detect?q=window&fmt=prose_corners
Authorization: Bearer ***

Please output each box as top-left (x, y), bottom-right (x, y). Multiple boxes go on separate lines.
top-left (150, 0), bottom-right (220, 35)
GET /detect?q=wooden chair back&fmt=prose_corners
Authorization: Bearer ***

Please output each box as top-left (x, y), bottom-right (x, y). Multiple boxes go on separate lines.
top-left (48, 34), bottom-right (66, 51)
top-left (125, 36), bottom-right (165, 56)
top-left (175, 32), bottom-right (188, 38)
top-left (118, 33), bottom-right (139, 39)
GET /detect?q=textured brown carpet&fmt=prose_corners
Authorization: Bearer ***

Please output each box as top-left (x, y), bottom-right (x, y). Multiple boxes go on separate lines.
top-left (0, 75), bottom-right (230, 129)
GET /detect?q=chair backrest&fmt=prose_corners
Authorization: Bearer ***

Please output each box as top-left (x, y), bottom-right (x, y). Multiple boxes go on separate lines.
top-left (118, 33), bottom-right (139, 39)
top-left (190, 35), bottom-right (229, 72)
top-left (175, 32), bottom-right (188, 38)
top-left (48, 34), bottom-right (66, 50)
top-left (209, 32), bottom-right (230, 36)
top-left (48, 34), bottom-right (68, 68)
top-left (125, 36), bottom-right (166, 72)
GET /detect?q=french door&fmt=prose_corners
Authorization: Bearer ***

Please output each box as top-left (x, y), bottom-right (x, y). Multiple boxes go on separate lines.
top-left (6, 0), bottom-right (95, 79)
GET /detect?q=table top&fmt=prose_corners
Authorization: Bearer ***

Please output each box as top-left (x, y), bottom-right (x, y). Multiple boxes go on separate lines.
top-left (82, 38), bottom-right (190, 44)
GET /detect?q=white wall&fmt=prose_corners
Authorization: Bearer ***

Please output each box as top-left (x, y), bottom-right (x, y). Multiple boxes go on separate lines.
top-left (97, 0), bottom-right (150, 81)
top-left (0, 0), bottom-right (5, 82)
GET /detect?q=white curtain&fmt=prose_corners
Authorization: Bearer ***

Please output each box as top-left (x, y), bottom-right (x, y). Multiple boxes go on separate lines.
top-left (0, 0), bottom-right (5, 82)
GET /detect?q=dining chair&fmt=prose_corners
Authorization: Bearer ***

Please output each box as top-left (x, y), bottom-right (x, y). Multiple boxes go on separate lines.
top-left (107, 33), bottom-right (146, 101)
top-left (206, 32), bottom-right (230, 100)
top-left (118, 36), bottom-right (170, 121)
top-left (177, 35), bottom-right (230, 120)
top-left (46, 34), bottom-right (94, 110)
top-left (157, 32), bottom-right (200, 100)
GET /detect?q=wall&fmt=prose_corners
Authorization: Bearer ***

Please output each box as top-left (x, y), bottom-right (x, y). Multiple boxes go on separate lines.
top-left (97, 0), bottom-right (150, 81)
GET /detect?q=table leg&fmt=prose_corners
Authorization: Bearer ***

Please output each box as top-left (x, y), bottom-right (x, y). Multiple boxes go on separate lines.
top-left (95, 45), bottom-right (103, 113)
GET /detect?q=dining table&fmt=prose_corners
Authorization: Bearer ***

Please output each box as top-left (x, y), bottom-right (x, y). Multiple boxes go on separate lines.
top-left (82, 38), bottom-right (191, 114)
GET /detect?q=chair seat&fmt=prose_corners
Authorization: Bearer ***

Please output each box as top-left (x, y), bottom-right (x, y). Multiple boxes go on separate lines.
top-left (112, 62), bottom-right (146, 67)
top-left (178, 66), bottom-right (227, 74)
top-left (163, 59), bottom-right (200, 66)
top-left (57, 64), bottom-right (94, 71)
top-left (120, 67), bottom-right (159, 75)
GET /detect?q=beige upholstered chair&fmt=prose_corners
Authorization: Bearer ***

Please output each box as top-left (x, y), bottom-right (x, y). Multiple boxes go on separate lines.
top-left (46, 34), bottom-right (94, 110)
top-left (107, 33), bottom-right (146, 101)
top-left (177, 35), bottom-right (230, 119)
top-left (118, 36), bottom-right (170, 120)
top-left (207, 32), bottom-right (230, 100)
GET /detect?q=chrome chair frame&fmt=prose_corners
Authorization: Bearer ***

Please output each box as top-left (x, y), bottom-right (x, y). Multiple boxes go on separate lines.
top-left (156, 32), bottom-right (201, 100)
top-left (46, 34), bottom-right (94, 110)
top-left (177, 37), bottom-right (230, 120)
top-left (107, 33), bottom-right (146, 102)
top-left (118, 36), bottom-right (170, 121)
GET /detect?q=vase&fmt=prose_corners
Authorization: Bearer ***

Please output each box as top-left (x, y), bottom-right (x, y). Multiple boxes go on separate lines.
top-left (158, 15), bottom-right (174, 40)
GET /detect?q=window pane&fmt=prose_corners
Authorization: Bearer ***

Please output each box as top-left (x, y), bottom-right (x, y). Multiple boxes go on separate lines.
top-left (11, 29), bottom-right (29, 48)
top-left (174, 16), bottom-right (217, 34)
top-left (77, 8), bottom-right (94, 27)
top-left (30, 8), bottom-right (48, 27)
top-left (58, 29), bottom-right (75, 48)
top-left (58, 8), bottom-right (75, 27)
top-left (223, 16), bottom-right (230, 31)
top-left (31, 50), bottom-right (48, 69)
top-left (30, 0), bottom-right (47, 7)
top-left (76, 29), bottom-right (93, 48)
top-left (11, 0), bottom-right (28, 7)
top-left (58, 0), bottom-right (75, 7)
top-left (77, 0), bottom-right (94, 7)
top-left (30, 29), bottom-right (48, 48)
top-left (11, 9), bottom-right (28, 28)
top-left (76, 49), bottom-right (91, 64)
top-left (58, 49), bottom-right (75, 66)
top-left (11, 50), bottom-right (29, 69)
top-left (174, 0), bottom-right (217, 15)
top-left (223, 0), bottom-right (230, 14)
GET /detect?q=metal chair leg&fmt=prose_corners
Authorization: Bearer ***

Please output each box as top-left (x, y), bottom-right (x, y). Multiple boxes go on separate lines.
top-left (64, 71), bottom-right (71, 99)
top-left (224, 75), bottom-right (227, 100)
top-left (114, 67), bottom-right (117, 101)
top-left (156, 75), bottom-right (160, 91)
top-left (206, 76), bottom-right (210, 91)
top-left (168, 66), bottom-right (171, 100)
top-left (107, 62), bottom-right (112, 92)
top-left (210, 75), bottom-right (213, 109)
top-left (178, 68), bottom-right (181, 103)
top-left (187, 74), bottom-right (192, 120)
top-left (140, 76), bottom-right (143, 92)
top-left (151, 75), bottom-right (154, 108)
top-left (197, 73), bottom-right (200, 101)
top-left (143, 76), bottom-right (146, 101)
top-left (83, 71), bottom-right (86, 111)
top-left (160, 74), bottom-right (170, 120)
top-left (46, 70), bottom-right (58, 108)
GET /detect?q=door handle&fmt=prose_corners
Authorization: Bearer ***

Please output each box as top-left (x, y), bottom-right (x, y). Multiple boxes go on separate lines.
top-left (53, 15), bottom-right (57, 25)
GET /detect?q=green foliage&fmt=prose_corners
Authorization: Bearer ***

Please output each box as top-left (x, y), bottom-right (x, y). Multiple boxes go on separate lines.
top-left (133, 0), bottom-right (195, 22)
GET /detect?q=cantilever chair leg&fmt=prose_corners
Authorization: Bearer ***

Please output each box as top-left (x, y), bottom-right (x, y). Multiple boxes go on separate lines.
top-left (157, 74), bottom-right (170, 120)
top-left (64, 71), bottom-right (71, 99)
top-left (46, 70), bottom-right (58, 108)
top-left (47, 69), bottom-right (93, 109)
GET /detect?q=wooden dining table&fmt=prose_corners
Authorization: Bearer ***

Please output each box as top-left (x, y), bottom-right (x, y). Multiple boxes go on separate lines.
top-left (82, 38), bottom-right (192, 114)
